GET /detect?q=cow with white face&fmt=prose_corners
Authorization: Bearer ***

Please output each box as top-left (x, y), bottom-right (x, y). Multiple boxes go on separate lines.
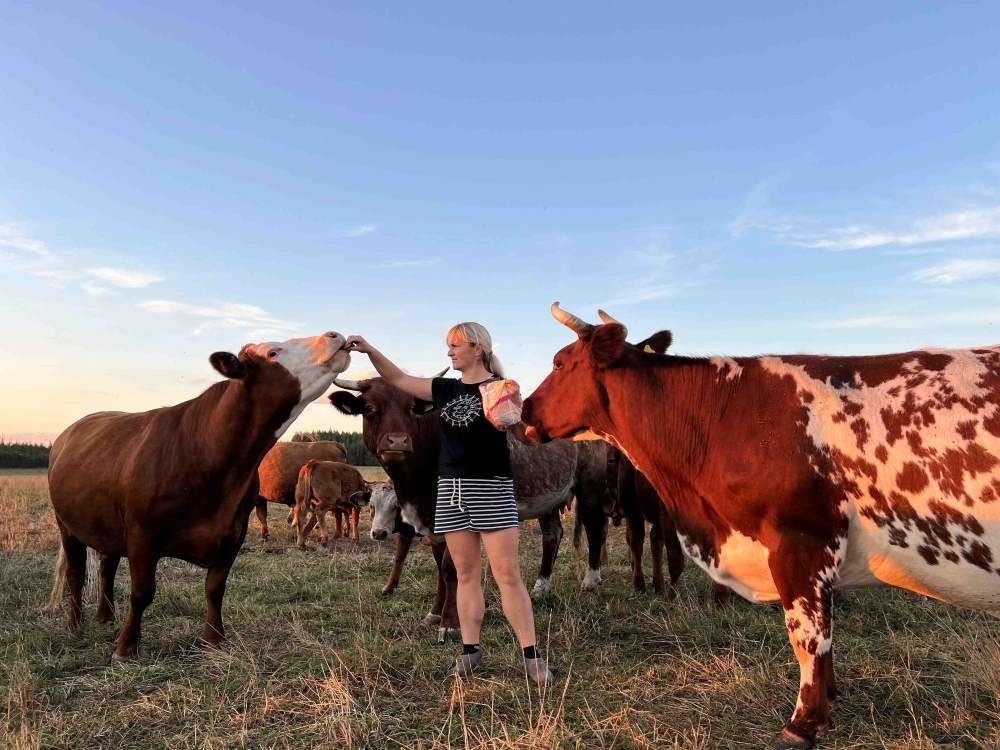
top-left (368, 482), bottom-right (398, 541)
top-left (522, 303), bottom-right (1000, 750)
top-left (47, 331), bottom-right (350, 659)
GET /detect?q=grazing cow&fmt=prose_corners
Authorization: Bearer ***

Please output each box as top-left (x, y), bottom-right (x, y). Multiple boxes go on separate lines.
top-left (256, 440), bottom-right (347, 539)
top-left (292, 459), bottom-right (369, 546)
top-left (46, 331), bottom-right (351, 659)
top-left (522, 303), bottom-right (1000, 749)
top-left (330, 375), bottom-right (603, 640)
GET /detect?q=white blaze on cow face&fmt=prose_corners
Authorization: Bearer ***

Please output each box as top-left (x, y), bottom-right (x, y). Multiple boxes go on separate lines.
top-left (247, 332), bottom-right (351, 437)
top-left (368, 482), bottom-right (398, 540)
top-left (760, 349), bottom-right (1000, 612)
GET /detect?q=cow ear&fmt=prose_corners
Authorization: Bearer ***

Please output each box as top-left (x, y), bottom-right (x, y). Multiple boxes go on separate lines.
top-left (590, 323), bottom-right (627, 369)
top-left (210, 352), bottom-right (247, 380)
top-left (636, 331), bottom-right (672, 355)
top-left (413, 399), bottom-right (435, 415)
top-left (329, 391), bottom-right (365, 415)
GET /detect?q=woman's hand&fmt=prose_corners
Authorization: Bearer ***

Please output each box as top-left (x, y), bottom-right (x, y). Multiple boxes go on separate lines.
top-left (345, 335), bottom-right (374, 354)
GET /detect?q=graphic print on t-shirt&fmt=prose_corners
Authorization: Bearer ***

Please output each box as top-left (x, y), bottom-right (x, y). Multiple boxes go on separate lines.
top-left (441, 393), bottom-right (481, 427)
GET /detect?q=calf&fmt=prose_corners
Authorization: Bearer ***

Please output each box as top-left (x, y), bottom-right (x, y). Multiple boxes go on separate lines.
top-left (256, 440), bottom-right (347, 539)
top-left (292, 459), bottom-right (369, 546)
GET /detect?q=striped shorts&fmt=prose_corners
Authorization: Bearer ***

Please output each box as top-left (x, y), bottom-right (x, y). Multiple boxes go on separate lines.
top-left (433, 477), bottom-right (519, 534)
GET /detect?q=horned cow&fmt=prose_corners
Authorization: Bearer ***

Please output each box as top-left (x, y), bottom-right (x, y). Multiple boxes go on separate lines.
top-left (521, 303), bottom-right (1000, 749)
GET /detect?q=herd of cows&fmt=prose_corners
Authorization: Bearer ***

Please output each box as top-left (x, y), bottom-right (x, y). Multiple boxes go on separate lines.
top-left (42, 306), bottom-right (1000, 749)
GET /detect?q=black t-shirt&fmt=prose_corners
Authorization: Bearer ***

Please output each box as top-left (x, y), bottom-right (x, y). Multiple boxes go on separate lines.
top-left (432, 377), bottom-right (512, 478)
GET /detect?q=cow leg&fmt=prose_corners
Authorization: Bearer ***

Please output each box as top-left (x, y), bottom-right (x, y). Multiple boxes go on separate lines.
top-left (254, 498), bottom-right (270, 541)
top-left (200, 550), bottom-right (238, 648)
top-left (625, 510), bottom-right (646, 593)
top-left (333, 508), bottom-right (345, 539)
top-left (312, 510), bottom-right (328, 546)
top-left (768, 545), bottom-right (837, 749)
top-left (382, 532), bottom-right (414, 595)
top-left (649, 513), bottom-right (666, 595)
top-left (61, 532), bottom-right (88, 629)
top-left (530, 509), bottom-right (563, 597)
top-left (95, 553), bottom-right (121, 623)
top-left (349, 507), bottom-right (360, 542)
top-left (577, 496), bottom-right (607, 590)
top-left (661, 510), bottom-right (685, 600)
top-left (114, 549), bottom-right (158, 659)
top-left (428, 541), bottom-right (460, 642)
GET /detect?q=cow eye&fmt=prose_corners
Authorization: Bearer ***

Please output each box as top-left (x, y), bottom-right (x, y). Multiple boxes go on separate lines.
top-left (552, 359), bottom-right (563, 370)
top-left (412, 401), bottom-right (435, 415)
top-left (268, 349), bottom-right (279, 358)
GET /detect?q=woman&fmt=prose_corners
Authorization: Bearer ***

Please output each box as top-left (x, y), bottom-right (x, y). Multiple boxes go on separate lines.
top-left (345, 322), bottom-right (553, 686)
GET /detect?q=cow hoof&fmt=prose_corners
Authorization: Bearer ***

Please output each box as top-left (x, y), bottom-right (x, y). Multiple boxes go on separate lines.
top-left (769, 728), bottom-right (814, 749)
top-left (530, 579), bottom-right (552, 597)
top-left (380, 585), bottom-right (397, 596)
top-left (436, 627), bottom-right (462, 645)
top-left (422, 612), bottom-right (442, 626)
top-left (580, 570), bottom-right (602, 590)
top-left (111, 649), bottom-right (137, 662)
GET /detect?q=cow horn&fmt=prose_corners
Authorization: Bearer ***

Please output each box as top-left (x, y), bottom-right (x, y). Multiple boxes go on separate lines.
top-left (596, 309), bottom-right (627, 337)
top-left (550, 301), bottom-right (594, 335)
top-left (333, 377), bottom-right (362, 391)
top-left (433, 367), bottom-right (449, 377)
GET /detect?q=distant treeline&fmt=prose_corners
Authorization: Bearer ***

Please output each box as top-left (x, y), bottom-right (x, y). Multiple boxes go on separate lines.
top-left (290, 431), bottom-right (377, 466)
top-left (0, 433), bottom-right (377, 469)
top-left (0, 442), bottom-right (50, 469)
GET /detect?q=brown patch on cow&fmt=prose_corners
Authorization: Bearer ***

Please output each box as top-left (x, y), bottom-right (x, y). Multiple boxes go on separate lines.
top-left (917, 545), bottom-right (940, 564)
top-left (787, 618), bottom-right (801, 632)
top-left (799, 390), bottom-right (815, 404)
top-left (843, 402), bottom-right (863, 417)
top-left (943, 550), bottom-right (960, 563)
top-left (831, 412), bottom-right (847, 424)
top-left (924, 443), bottom-right (999, 504)
top-left (956, 420), bottom-right (977, 441)
top-left (850, 418), bottom-right (869, 450)
top-left (896, 462), bottom-right (929, 493)
top-left (964, 540), bottom-right (994, 572)
top-left (984, 409), bottom-right (1000, 438)
top-left (875, 445), bottom-right (889, 463)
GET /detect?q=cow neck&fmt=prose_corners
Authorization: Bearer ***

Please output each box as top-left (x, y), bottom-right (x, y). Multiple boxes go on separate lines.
top-left (603, 357), bottom-right (738, 487)
top-left (188, 378), bottom-right (299, 473)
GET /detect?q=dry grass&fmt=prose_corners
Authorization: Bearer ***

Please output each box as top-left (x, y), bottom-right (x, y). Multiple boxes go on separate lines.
top-left (1, 468), bottom-right (997, 749)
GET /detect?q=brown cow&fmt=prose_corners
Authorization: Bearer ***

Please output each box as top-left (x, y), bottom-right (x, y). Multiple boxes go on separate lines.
top-left (522, 303), bottom-right (1000, 749)
top-left (255, 440), bottom-right (347, 539)
top-left (292, 459), bottom-right (369, 546)
top-left (330, 376), bottom-right (596, 642)
top-left (46, 331), bottom-right (351, 659)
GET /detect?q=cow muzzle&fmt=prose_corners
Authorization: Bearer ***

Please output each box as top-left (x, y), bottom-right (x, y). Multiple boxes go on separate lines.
top-left (378, 433), bottom-right (413, 463)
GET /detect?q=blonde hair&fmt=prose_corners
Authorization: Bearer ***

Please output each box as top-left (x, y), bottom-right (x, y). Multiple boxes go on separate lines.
top-left (446, 322), bottom-right (505, 377)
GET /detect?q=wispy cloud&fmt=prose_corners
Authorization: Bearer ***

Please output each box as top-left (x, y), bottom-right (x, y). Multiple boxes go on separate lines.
top-left (376, 258), bottom-right (442, 269)
top-left (86, 267), bottom-right (164, 288)
top-left (0, 223), bottom-right (51, 258)
top-left (82, 281), bottom-right (113, 297)
top-left (777, 206), bottom-right (1000, 251)
top-left (600, 229), bottom-right (714, 307)
top-left (140, 299), bottom-right (299, 337)
top-left (341, 224), bottom-right (377, 238)
top-left (910, 258), bottom-right (1000, 284)
top-left (811, 308), bottom-right (1000, 330)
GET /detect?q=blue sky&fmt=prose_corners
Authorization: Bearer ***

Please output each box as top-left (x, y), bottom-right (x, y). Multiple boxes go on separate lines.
top-left (3, 2), bottom-right (1000, 442)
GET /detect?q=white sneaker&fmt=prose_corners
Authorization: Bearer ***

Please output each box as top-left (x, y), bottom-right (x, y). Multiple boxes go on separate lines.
top-left (524, 656), bottom-right (553, 686)
top-left (452, 648), bottom-right (484, 677)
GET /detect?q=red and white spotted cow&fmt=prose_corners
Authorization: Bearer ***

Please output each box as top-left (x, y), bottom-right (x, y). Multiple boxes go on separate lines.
top-left (521, 303), bottom-right (1000, 750)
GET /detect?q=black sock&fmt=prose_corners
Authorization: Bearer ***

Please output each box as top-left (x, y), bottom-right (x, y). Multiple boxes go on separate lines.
top-left (522, 645), bottom-right (538, 659)
top-left (462, 643), bottom-right (481, 655)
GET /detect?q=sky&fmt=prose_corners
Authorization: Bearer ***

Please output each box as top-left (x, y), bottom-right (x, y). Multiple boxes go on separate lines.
top-left (2, 1), bottom-right (1000, 444)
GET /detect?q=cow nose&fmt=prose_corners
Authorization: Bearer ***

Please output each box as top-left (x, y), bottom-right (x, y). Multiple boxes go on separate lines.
top-left (381, 433), bottom-right (413, 452)
top-left (371, 529), bottom-right (388, 541)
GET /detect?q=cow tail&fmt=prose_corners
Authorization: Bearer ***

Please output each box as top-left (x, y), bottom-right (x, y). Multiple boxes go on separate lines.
top-left (43, 545), bottom-right (68, 613)
top-left (42, 546), bottom-right (98, 613)
top-left (295, 460), bottom-right (316, 518)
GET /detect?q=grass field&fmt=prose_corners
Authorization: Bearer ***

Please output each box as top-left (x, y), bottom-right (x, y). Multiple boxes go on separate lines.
top-left (1, 469), bottom-right (998, 749)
